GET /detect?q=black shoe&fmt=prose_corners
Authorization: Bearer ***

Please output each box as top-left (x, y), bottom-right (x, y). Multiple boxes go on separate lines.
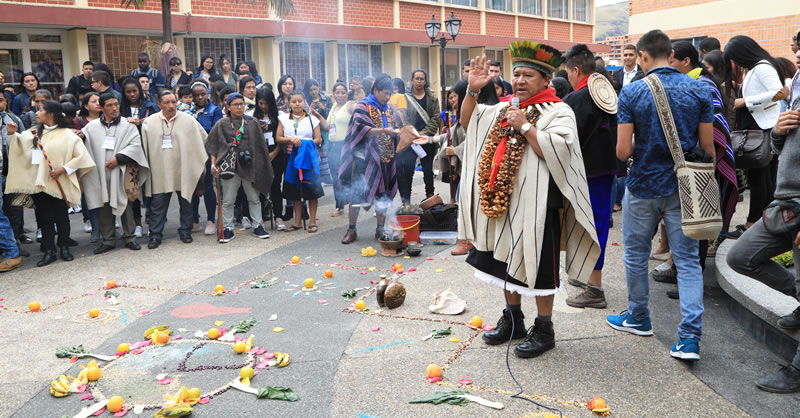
top-left (16, 240), bottom-right (30, 257)
top-left (221, 228), bottom-right (235, 243)
top-left (514, 317), bottom-right (556, 358)
top-left (283, 209), bottom-right (294, 221)
top-left (180, 234), bottom-right (193, 244)
top-left (37, 250), bottom-right (57, 267)
top-left (724, 224), bottom-right (747, 240)
top-left (666, 287), bottom-right (680, 299)
top-left (755, 365), bottom-right (800, 393)
top-left (651, 265), bottom-right (677, 284)
top-left (125, 241), bottom-right (141, 251)
top-left (66, 237), bottom-right (79, 247)
top-left (59, 246), bottom-right (74, 261)
top-left (93, 244), bottom-right (115, 255)
top-left (148, 237), bottom-right (161, 249)
top-left (20, 234), bottom-right (33, 244)
top-left (777, 306), bottom-right (800, 330)
top-left (482, 308), bottom-right (527, 345)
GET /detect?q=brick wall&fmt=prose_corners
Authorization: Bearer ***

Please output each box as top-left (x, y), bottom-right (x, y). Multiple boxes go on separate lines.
top-left (627, 14), bottom-right (800, 61)
top-left (548, 20), bottom-right (570, 41)
top-left (88, 0), bottom-right (178, 12)
top-left (485, 12), bottom-right (515, 38)
top-left (9, 0), bottom-right (72, 5)
top-left (103, 34), bottom-right (147, 80)
top-left (573, 23), bottom-right (593, 44)
top-left (398, 2), bottom-right (440, 31)
top-left (190, 0), bottom-right (269, 18)
top-left (285, 0), bottom-right (337, 24)
top-left (445, 7), bottom-right (480, 35)
top-left (344, 0), bottom-right (393, 27)
top-left (518, 16), bottom-right (545, 39)
top-left (629, 0), bottom-right (718, 16)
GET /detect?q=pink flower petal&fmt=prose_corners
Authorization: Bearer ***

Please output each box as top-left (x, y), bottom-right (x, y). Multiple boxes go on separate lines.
top-left (139, 310), bottom-right (150, 316)
top-left (63, 296), bottom-right (68, 299)
top-left (255, 348), bottom-right (267, 355)
top-left (91, 407), bottom-right (105, 416)
top-left (198, 397), bottom-right (210, 404)
top-left (113, 406), bottom-right (129, 417)
top-left (408, 267), bottom-right (417, 272)
top-left (344, 258), bottom-right (352, 261)
top-left (115, 352), bottom-right (126, 357)
top-left (80, 393), bottom-right (93, 401)
top-left (158, 378), bottom-right (173, 385)
top-left (99, 276), bottom-right (107, 280)
top-left (253, 371), bottom-right (260, 376)
top-left (440, 256), bottom-right (447, 260)
top-left (370, 280), bottom-right (379, 284)
top-left (0, 297), bottom-right (4, 301)
top-left (371, 326), bottom-right (380, 332)
top-left (427, 377), bottom-right (442, 383)
top-left (483, 325), bottom-right (495, 331)
top-left (318, 299), bottom-right (328, 305)
top-left (131, 349), bottom-right (144, 354)
top-left (248, 348), bottom-right (259, 354)
top-left (231, 290), bottom-right (239, 295)
top-left (76, 384), bottom-right (86, 393)
top-left (263, 352), bottom-right (275, 359)
top-left (360, 271), bottom-right (368, 275)
top-left (611, 242), bottom-right (620, 246)
top-left (173, 335), bottom-right (182, 340)
top-left (0, 305), bottom-right (5, 308)
top-left (426, 257), bottom-right (434, 260)
top-left (459, 379), bottom-right (473, 385)
top-left (131, 340), bottom-right (151, 349)
top-left (333, 262), bottom-right (342, 266)
top-left (87, 291), bottom-right (97, 295)
top-left (124, 280), bottom-right (132, 285)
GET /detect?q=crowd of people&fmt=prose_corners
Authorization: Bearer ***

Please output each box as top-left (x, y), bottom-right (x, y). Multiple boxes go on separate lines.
top-left (0, 28), bottom-right (798, 393)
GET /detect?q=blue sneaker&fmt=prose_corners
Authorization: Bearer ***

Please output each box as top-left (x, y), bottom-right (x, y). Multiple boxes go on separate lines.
top-left (670, 337), bottom-right (700, 361)
top-left (606, 310), bottom-right (653, 336)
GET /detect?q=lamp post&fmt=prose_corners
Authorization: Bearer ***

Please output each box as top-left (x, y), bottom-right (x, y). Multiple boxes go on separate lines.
top-left (425, 12), bottom-right (461, 114)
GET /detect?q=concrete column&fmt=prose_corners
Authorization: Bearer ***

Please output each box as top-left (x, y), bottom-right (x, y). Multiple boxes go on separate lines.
top-left (393, 0), bottom-right (400, 29)
top-left (66, 28), bottom-right (89, 77)
top-left (429, 46), bottom-right (441, 99)
top-left (337, 0), bottom-right (344, 25)
top-left (174, 36), bottom-right (186, 65)
top-left (515, 16), bottom-right (519, 38)
top-left (382, 43), bottom-right (402, 80)
top-left (253, 37), bottom-right (281, 87)
top-left (410, 46), bottom-right (420, 70)
top-left (74, 0), bottom-right (87, 7)
top-left (177, 0), bottom-right (191, 13)
top-left (325, 41), bottom-right (338, 93)
top-left (468, 47), bottom-right (485, 61)
top-left (503, 49), bottom-right (512, 80)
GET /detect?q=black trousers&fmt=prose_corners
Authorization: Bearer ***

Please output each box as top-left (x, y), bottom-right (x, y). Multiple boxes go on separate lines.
top-left (746, 165), bottom-right (775, 223)
top-left (270, 152), bottom-right (289, 218)
top-left (2, 193), bottom-right (23, 238)
top-left (32, 192), bottom-right (70, 251)
top-left (148, 192), bottom-right (192, 240)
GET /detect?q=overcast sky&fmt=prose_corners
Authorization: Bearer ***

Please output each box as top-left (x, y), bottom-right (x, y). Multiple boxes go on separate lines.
top-left (595, 0), bottom-right (626, 6)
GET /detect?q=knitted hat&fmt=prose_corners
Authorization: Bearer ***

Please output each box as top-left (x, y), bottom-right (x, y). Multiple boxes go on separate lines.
top-left (509, 41), bottom-right (565, 75)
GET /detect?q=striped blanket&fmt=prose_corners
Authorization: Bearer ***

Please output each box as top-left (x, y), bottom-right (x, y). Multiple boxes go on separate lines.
top-left (458, 101), bottom-right (600, 292)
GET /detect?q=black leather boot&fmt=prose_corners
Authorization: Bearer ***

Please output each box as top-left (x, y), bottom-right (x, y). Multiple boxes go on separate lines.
top-left (482, 308), bottom-right (526, 345)
top-left (37, 250), bottom-right (57, 267)
top-left (16, 239), bottom-right (29, 257)
top-left (515, 317), bottom-right (555, 358)
top-left (755, 365), bottom-right (800, 393)
top-left (59, 246), bottom-right (74, 261)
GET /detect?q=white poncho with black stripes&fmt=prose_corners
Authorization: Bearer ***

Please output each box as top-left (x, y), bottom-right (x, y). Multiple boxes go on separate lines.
top-left (458, 100), bottom-right (600, 296)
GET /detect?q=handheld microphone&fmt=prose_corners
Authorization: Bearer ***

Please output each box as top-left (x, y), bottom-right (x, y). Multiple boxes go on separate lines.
top-left (509, 97), bottom-right (520, 141)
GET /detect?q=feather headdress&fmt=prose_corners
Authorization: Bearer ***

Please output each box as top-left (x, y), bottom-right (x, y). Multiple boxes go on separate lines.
top-left (508, 41), bottom-right (564, 74)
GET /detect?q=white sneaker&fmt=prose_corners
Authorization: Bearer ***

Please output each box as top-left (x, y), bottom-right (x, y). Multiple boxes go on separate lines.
top-left (74, 205), bottom-right (81, 213)
top-left (83, 220), bottom-right (92, 233)
top-left (654, 261), bottom-right (673, 273)
top-left (67, 207), bottom-right (74, 214)
top-left (36, 228), bottom-right (42, 240)
top-left (276, 223), bottom-right (286, 231)
top-left (134, 226), bottom-right (143, 238)
top-left (241, 216), bottom-right (252, 229)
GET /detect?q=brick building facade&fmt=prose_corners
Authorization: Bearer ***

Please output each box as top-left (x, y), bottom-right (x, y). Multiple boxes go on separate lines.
top-left (628, 0), bottom-right (799, 61)
top-left (1, 0), bottom-right (610, 97)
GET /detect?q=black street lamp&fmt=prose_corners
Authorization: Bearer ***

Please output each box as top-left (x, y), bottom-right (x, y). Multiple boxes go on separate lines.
top-left (425, 12), bottom-right (461, 114)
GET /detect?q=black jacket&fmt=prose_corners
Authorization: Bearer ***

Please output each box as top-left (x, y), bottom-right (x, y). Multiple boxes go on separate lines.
top-left (564, 88), bottom-right (621, 178)
top-left (613, 65), bottom-right (644, 93)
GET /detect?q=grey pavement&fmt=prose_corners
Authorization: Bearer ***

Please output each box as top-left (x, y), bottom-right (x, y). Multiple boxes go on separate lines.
top-left (2, 182), bottom-right (799, 417)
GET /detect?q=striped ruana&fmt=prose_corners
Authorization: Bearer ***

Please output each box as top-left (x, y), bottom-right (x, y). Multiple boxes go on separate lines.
top-left (458, 101), bottom-right (601, 295)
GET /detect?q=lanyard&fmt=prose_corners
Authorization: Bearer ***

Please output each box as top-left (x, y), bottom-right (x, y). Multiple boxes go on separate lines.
top-left (161, 117), bottom-right (176, 137)
top-left (230, 118), bottom-right (245, 146)
top-left (291, 112), bottom-right (307, 137)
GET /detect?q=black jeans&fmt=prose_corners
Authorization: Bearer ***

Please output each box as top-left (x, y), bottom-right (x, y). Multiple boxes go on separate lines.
top-left (746, 165), bottom-right (775, 223)
top-left (32, 192), bottom-right (70, 251)
top-left (419, 142), bottom-right (436, 198)
top-left (191, 157), bottom-right (216, 223)
top-left (271, 152), bottom-right (289, 218)
top-left (148, 192), bottom-right (192, 240)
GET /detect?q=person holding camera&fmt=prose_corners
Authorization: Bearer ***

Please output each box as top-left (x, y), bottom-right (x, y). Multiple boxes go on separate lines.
top-left (208, 93), bottom-right (273, 243)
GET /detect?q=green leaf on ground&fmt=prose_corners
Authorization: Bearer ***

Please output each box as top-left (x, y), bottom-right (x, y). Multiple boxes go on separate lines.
top-left (256, 386), bottom-right (299, 401)
top-left (432, 327), bottom-right (453, 338)
top-left (409, 390), bottom-right (470, 406)
top-left (55, 344), bottom-right (89, 358)
top-left (231, 318), bottom-right (258, 333)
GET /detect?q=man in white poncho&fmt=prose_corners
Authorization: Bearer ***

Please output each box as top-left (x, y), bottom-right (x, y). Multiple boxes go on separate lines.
top-left (458, 43), bottom-right (600, 358)
top-left (81, 93), bottom-right (149, 254)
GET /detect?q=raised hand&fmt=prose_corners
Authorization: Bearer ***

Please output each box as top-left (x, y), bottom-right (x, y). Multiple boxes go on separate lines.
top-left (467, 56), bottom-right (493, 93)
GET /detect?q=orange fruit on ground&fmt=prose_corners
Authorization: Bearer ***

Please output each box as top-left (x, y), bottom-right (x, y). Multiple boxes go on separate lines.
top-left (393, 263), bottom-right (403, 271)
top-left (240, 366), bottom-right (254, 379)
top-left (155, 331), bottom-right (170, 345)
top-left (324, 269), bottom-right (333, 278)
top-left (187, 387), bottom-right (201, 399)
top-left (107, 395), bottom-right (124, 413)
top-left (214, 285), bottom-right (224, 293)
top-left (470, 316), bottom-right (483, 328)
top-left (28, 301), bottom-right (40, 312)
top-left (86, 366), bottom-right (101, 381)
top-left (426, 364), bottom-right (443, 378)
top-left (354, 300), bottom-right (366, 311)
top-left (106, 280), bottom-right (116, 289)
top-left (117, 343), bottom-right (130, 354)
top-left (233, 341), bottom-right (247, 354)
top-left (88, 308), bottom-right (99, 318)
top-left (303, 278), bottom-right (315, 289)
top-left (207, 328), bottom-right (220, 339)
top-left (291, 256), bottom-right (300, 264)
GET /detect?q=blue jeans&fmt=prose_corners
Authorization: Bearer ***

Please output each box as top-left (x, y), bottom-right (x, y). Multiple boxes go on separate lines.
top-left (0, 178), bottom-right (19, 258)
top-left (611, 175), bottom-right (626, 206)
top-left (623, 190), bottom-right (703, 340)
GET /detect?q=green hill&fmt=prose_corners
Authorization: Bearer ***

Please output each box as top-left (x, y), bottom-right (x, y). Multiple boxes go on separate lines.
top-left (595, 1), bottom-right (628, 41)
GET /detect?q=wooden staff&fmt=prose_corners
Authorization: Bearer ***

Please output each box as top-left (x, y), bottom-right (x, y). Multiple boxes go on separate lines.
top-left (34, 134), bottom-right (70, 207)
top-left (215, 175), bottom-right (223, 243)
top-left (444, 111), bottom-right (457, 183)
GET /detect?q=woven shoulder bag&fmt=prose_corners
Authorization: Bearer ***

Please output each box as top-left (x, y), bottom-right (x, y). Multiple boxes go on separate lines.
top-left (643, 74), bottom-right (722, 240)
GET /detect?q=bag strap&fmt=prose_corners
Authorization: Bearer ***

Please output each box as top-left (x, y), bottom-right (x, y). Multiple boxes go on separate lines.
top-left (405, 93), bottom-right (430, 125)
top-left (642, 74), bottom-right (686, 168)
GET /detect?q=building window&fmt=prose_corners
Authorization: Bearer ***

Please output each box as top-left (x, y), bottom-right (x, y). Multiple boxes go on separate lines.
top-left (235, 39), bottom-right (253, 64)
top-left (311, 43), bottom-right (326, 90)
top-left (0, 49), bottom-right (24, 85)
top-left (548, 0), bottom-right (568, 19)
top-left (573, 0), bottom-right (590, 22)
top-left (418, 47), bottom-right (429, 78)
top-left (370, 45), bottom-right (382, 76)
top-left (401, 46), bottom-right (413, 82)
top-left (87, 34), bottom-right (102, 65)
top-left (518, 0), bottom-right (542, 15)
top-left (283, 41), bottom-right (311, 89)
top-left (673, 36), bottom-right (708, 49)
top-left (337, 44), bottom-right (347, 82)
top-left (0, 30), bottom-right (66, 97)
top-left (199, 38), bottom-right (235, 67)
top-left (183, 37), bottom-right (198, 71)
top-left (486, 0), bottom-right (512, 11)
top-left (446, 0), bottom-right (477, 6)
top-left (347, 44), bottom-right (370, 80)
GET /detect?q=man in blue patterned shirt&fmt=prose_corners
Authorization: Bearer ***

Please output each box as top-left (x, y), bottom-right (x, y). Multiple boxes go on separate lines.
top-left (606, 30), bottom-right (716, 362)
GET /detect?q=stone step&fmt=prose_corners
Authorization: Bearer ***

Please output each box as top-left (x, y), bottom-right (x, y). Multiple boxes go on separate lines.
top-left (715, 239), bottom-right (799, 363)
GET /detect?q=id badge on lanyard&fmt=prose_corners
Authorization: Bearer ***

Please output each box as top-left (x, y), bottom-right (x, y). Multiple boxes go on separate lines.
top-left (103, 136), bottom-right (116, 150)
top-left (162, 134), bottom-right (173, 149)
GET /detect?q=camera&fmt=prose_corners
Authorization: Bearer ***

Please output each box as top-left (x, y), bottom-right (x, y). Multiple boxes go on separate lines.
top-left (238, 150), bottom-right (252, 165)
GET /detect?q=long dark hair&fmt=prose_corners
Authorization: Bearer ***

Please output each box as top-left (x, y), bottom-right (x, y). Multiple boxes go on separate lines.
top-left (120, 77), bottom-right (145, 111)
top-left (39, 100), bottom-right (72, 129)
top-left (701, 50), bottom-right (726, 78)
top-left (78, 92), bottom-right (99, 117)
top-left (303, 78), bottom-right (321, 103)
top-left (196, 55), bottom-right (216, 75)
top-left (451, 80), bottom-right (469, 122)
top-left (392, 78), bottom-right (406, 94)
top-left (276, 74), bottom-right (296, 101)
top-left (724, 35), bottom-right (784, 97)
top-left (20, 72), bottom-right (40, 93)
top-left (254, 87), bottom-right (279, 138)
top-left (674, 41), bottom-right (726, 110)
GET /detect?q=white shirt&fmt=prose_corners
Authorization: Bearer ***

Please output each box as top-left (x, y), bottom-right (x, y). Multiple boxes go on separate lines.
top-left (623, 65), bottom-right (640, 87)
top-left (278, 112), bottom-right (320, 140)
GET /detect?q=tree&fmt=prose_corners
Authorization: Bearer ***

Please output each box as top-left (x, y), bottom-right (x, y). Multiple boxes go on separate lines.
top-left (121, 0), bottom-right (295, 44)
